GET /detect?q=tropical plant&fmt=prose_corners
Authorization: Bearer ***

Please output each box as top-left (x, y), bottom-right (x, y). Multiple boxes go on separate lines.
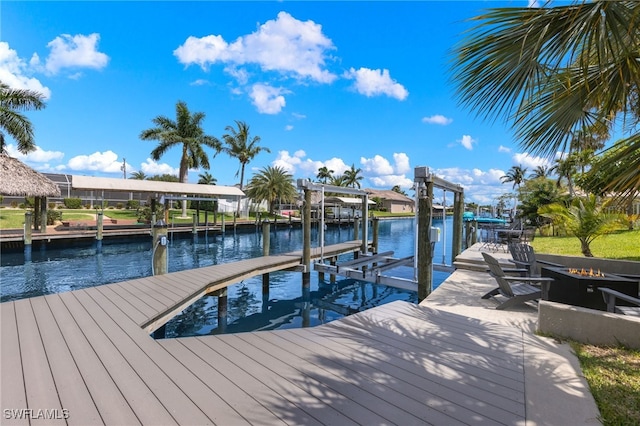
top-left (147, 174), bottom-right (180, 182)
top-left (0, 81), bottom-right (46, 154)
top-left (500, 165), bottom-right (527, 190)
top-left (343, 164), bottom-right (363, 188)
top-left (197, 171), bottom-right (217, 185)
top-left (129, 171), bottom-right (147, 180)
top-left (551, 154), bottom-right (578, 196)
top-left (316, 166), bottom-right (334, 184)
top-left (140, 100), bottom-right (221, 216)
top-left (244, 166), bottom-right (297, 215)
top-left (538, 195), bottom-right (626, 257)
top-left (529, 165), bottom-right (551, 180)
top-left (518, 178), bottom-right (565, 228)
top-left (221, 120), bottom-right (269, 191)
top-left (391, 185), bottom-right (408, 196)
top-left (329, 175), bottom-right (347, 187)
top-left (451, 1), bottom-right (640, 202)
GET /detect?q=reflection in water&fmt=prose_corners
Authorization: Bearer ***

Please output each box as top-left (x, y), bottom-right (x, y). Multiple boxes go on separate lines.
top-left (2, 218), bottom-right (454, 335)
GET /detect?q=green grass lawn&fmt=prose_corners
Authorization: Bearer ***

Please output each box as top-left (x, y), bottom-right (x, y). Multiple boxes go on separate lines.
top-left (531, 229), bottom-right (640, 261)
top-left (571, 343), bottom-right (640, 425)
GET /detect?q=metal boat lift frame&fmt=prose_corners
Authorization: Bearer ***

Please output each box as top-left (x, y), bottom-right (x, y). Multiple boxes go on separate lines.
top-left (298, 167), bottom-right (464, 300)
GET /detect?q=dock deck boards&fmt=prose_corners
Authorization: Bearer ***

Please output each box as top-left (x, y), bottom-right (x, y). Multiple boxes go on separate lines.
top-left (1, 241), bottom-right (530, 425)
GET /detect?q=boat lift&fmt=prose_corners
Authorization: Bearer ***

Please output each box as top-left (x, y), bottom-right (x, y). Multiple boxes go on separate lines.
top-left (298, 166), bottom-right (464, 300)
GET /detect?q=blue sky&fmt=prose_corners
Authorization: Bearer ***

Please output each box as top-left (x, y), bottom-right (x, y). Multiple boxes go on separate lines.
top-left (2, 0), bottom-right (560, 204)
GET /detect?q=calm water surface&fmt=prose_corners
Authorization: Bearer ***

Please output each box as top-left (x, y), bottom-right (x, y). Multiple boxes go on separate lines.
top-left (1, 218), bottom-right (453, 337)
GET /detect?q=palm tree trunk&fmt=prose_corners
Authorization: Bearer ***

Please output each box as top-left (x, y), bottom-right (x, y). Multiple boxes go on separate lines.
top-left (580, 239), bottom-right (593, 257)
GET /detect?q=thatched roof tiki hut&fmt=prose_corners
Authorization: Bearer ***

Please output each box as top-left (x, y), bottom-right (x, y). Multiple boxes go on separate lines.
top-left (0, 154), bottom-right (61, 232)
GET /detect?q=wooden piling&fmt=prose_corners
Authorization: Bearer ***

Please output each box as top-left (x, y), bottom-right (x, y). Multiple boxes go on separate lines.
top-left (24, 211), bottom-right (32, 260)
top-left (452, 191), bottom-right (463, 259)
top-left (262, 220), bottom-right (270, 288)
top-left (152, 221), bottom-right (168, 275)
top-left (372, 217), bottom-right (379, 254)
top-left (417, 180), bottom-right (434, 302)
top-left (302, 189), bottom-right (311, 285)
top-left (96, 211), bottom-right (104, 252)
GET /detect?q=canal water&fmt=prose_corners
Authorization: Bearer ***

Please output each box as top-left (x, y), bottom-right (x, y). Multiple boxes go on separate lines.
top-left (0, 218), bottom-right (453, 337)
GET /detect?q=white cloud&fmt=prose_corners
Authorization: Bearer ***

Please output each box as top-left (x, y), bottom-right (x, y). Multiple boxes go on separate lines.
top-left (284, 125), bottom-right (294, 131)
top-left (272, 150), bottom-right (306, 173)
top-left (458, 135), bottom-right (476, 150)
top-left (67, 150), bottom-right (122, 173)
top-left (498, 145), bottom-right (511, 153)
top-left (190, 79), bottom-right (210, 86)
top-left (369, 175), bottom-right (413, 188)
top-left (361, 155), bottom-right (394, 175)
top-left (292, 112), bottom-right (306, 120)
top-left (433, 167), bottom-right (511, 204)
top-left (0, 42), bottom-right (51, 99)
top-left (140, 158), bottom-right (180, 176)
top-left (45, 33), bottom-right (109, 74)
top-left (422, 114), bottom-right (452, 125)
top-left (323, 158), bottom-right (349, 176)
top-left (512, 152), bottom-right (552, 169)
top-left (393, 153), bottom-right (410, 174)
top-left (175, 11), bottom-right (337, 84)
top-left (249, 84), bottom-right (288, 114)
top-left (6, 144), bottom-right (64, 163)
top-left (344, 67), bottom-right (408, 100)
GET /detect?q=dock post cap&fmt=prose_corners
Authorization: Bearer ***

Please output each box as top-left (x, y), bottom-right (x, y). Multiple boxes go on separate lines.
top-left (154, 219), bottom-right (168, 228)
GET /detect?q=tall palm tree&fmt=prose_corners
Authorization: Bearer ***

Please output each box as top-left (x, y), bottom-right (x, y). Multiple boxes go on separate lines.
top-left (551, 155), bottom-right (577, 196)
top-left (245, 166), bottom-right (297, 215)
top-left (452, 1), bottom-right (640, 201)
top-left (0, 82), bottom-right (46, 154)
top-left (140, 100), bottom-right (221, 216)
top-left (343, 164), bottom-right (363, 188)
top-left (129, 171), bottom-right (147, 180)
top-left (329, 175), bottom-right (347, 187)
top-left (500, 165), bottom-right (527, 190)
top-left (529, 165), bottom-right (550, 180)
top-left (197, 171), bottom-right (217, 185)
top-left (316, 166), bottom-right (333, 184)
top-left (221, 120), bottom-right (269, 191)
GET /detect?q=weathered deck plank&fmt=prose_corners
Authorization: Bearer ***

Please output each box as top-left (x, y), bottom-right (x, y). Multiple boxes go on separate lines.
top-left (45, 294), bottom-right (141, 425)
top-left (30, 297), bottom-right (103, 425)
top-left (14, 299), bottom-right (66, 425)
top-left (0, 302), bottom-right (28, 426)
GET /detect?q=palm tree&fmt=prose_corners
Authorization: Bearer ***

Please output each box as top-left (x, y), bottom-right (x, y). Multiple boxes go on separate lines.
top-left (0, 81), bottom-right (46, 154)
top-left (539, 195), bottom-right (625, 257)
top-left (529, 165), bottom-right (550, 180)
top-left (197, 171), bottom-right (217, 185)
top-left (244, 166), bottom-right (297, 215)
top-left (391, 185), bottom-right (408, 196)
top-left (221, 120), bottom-right (269, 191)
top-left (551, 155), bottom-right (577, 196)
top-left (316, 166), bottom-right (333, 184)
top-left (129, 171), bottom-right (147, 180)
top-left (329, 175), bottom-right (347, 187)
top-left (140, 100), bottom-right (221, 216)
top-left (500, 165), bottom-right (527, 190)
top-left (452, 1), bottom-right (640, 202)
top-left (343, 164), bottom-right (363, 188)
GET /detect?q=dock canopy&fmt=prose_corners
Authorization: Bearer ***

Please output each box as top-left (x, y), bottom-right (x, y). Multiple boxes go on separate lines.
top-left (71, 175), bottom-right (244, 199)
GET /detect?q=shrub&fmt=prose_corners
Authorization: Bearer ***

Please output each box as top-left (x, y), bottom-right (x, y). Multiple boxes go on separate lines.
top-left (47, 210), bottom-right (62, 225)
top-left (10, 201), bottom-right (18, 208)
top-left (116, 203), bottom-right (124, 209)
top-left (48, 202), bottom-right (57, 209)
top-left (84, 204), bottom-right (92, 209)
top-left (24, 197), bottom-right (35, 208)
top-left (126, 200), bottom-right (140, 210)
top-left (63, 198), bottom-right (83, 209)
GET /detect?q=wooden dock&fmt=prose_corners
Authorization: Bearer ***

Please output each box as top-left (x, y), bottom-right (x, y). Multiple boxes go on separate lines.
top-left (1, 241), bottom-right (529, 425)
